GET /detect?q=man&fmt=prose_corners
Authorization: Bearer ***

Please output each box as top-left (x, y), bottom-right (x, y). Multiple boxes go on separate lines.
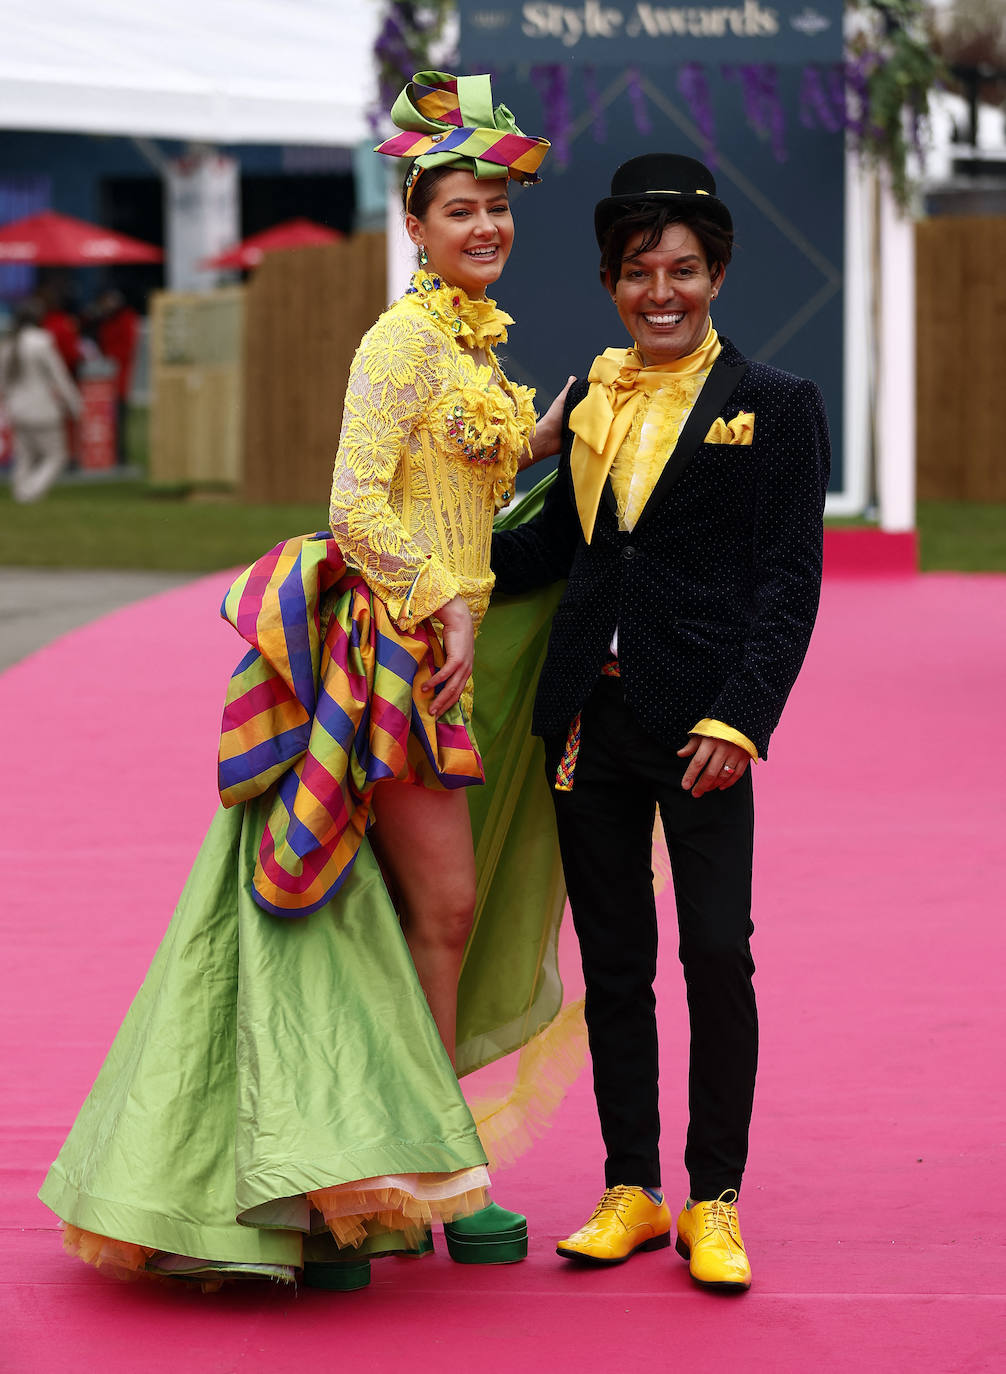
top-left (491, 154), bottom-right (830, 1290)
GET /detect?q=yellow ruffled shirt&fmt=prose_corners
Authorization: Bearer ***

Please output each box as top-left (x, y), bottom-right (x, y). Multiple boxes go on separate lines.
top-left (329, 276), bottom-right (536, 637)
top-left (609, 368), bottom-right (713, 531)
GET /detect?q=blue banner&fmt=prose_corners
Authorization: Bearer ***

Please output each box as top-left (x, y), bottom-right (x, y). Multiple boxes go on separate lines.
top-left (459, 0), bottom-right (843, 65)
top-left (453, 65), bottom-right (845, 492)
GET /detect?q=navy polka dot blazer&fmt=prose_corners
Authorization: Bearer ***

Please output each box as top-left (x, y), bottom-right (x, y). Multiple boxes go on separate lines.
top-left (490, 337), bottom-right (831, 760)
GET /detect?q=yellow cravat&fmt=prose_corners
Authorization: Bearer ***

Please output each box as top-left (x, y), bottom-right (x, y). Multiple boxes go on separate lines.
top-left (568, 324), bottom-right (721, 543)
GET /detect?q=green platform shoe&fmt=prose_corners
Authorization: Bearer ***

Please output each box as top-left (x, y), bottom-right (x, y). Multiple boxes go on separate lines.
top-left (301, 1258), bottom-right (372, 1291)
top-left (301, 1226), bottom-right (435, 1289)
top-left (443, 1202), bottom-right (528, 1264)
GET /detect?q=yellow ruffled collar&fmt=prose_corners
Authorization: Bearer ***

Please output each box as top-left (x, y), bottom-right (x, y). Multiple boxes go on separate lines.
top-left (567, 324), bottom-right (722, 543)
top-left (588, 323), bottom-right (721, 390)
top-left (403, 271), bottom-right (514, 349)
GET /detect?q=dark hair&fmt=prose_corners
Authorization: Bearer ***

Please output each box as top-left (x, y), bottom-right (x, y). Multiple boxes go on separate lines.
top-left (599, 203), bottom-right (733, 291)
top-left (401, 161), bottom-right (510, 220)
top-left (402, 162), bottom-right (459, 220)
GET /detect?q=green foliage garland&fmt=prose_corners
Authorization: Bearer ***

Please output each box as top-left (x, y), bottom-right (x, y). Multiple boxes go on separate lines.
top-left (845, 0), bottom-right (948, 206)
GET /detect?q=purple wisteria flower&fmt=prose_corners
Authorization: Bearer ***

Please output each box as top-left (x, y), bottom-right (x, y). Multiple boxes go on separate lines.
top-left (583, 67), bottom-right (608, 144)
top-left (799, 65), bottom-right (845, 133)
top-left (626, 68), bottom-right (653, 136)
top-left (677, 63), bottom-right (717, 165)
top-left (531, 65), bottom-right (572, 166)
top-left (723, 64), bottom-right (787, 162)
top-left (844, 52), bottom-right (879, 140)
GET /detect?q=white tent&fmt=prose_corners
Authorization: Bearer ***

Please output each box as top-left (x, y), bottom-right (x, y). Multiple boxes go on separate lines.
top-left (0, 1), bottom-right (380, 146)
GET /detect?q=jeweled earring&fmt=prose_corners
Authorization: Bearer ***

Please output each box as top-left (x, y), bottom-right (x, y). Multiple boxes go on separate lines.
top-left (418, 245), bottom-right (428, 267)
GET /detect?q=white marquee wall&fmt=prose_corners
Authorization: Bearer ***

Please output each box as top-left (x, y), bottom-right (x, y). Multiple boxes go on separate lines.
top-left (0, 1), bottom-right (381, 146)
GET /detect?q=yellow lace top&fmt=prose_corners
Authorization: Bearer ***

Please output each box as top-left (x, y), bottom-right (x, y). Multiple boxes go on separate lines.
top-left (329, 273), bottom-right (536, 635)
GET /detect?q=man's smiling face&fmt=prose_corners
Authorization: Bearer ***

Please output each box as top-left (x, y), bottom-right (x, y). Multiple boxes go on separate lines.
top-left (611, 222), bottom-right (722, 365)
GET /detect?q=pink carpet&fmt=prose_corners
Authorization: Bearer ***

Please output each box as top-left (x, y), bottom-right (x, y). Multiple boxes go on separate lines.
top-left (2, 568), bottom-right (1004, 1372)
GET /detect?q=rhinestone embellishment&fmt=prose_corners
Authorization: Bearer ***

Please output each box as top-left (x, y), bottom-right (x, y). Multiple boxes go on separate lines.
top-left (446, 398), bottom-right (501, 465)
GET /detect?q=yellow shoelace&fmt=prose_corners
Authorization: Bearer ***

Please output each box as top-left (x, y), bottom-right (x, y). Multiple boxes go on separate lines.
top-left (589, 1185), bottom-right (642, 1220)
top-left (697, 1189), bottom-right (742, 1245)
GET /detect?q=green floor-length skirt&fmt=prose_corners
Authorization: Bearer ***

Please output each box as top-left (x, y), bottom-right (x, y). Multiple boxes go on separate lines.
top-left (40, 474), bottom-right (572, 1278)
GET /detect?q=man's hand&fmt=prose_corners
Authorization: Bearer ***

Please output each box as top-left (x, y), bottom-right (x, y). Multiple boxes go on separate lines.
top-left (677, 734), bottom-right (751, 798)
top-left (424, 595), bottom-right (474, 718)
top-left (526, 376), bottom-right (576, 467)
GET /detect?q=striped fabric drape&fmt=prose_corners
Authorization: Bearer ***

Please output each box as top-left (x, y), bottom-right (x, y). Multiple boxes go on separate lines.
top-left (218, 532), bottom-right (483, 917)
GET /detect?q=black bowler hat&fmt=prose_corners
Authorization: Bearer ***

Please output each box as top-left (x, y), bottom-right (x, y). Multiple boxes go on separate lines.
top-left (594, 153), bottom-right (733, 248)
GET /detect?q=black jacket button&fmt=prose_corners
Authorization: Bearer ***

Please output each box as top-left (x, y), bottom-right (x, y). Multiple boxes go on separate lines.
top-left (622, 545), bottom-right (636, 560)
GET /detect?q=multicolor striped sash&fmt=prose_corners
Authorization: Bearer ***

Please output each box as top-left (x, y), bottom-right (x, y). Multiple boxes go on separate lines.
top-left (218, 533), bottom-right (484, 916)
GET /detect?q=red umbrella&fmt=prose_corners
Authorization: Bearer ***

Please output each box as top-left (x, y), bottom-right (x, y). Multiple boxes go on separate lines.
top-left (0, 210), bottom-right (163, 265)
top-left (202, 218), bottom-right (343, 270)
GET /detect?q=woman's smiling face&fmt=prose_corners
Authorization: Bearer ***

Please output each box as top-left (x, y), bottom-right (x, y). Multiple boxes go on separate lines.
top-left (406, 170), bottom-right (514, 299)
top-left (611, 222), bottom-right (723, 365)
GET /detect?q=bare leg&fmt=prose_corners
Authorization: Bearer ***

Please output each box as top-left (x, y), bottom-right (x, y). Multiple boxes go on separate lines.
top-left (369, 781), bottom-right (476, 1066)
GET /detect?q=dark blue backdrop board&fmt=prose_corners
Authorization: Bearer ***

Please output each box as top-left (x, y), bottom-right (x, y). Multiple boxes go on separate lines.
top-left (459, 66), bottom-right (844, 493)
top-left (462, 0), bottom-right (843, 64)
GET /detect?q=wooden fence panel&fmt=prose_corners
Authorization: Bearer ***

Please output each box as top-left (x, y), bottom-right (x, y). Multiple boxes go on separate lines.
top-left (916, 216), bottom-right (1006, 501)
top-left (149, 288), bottom-right (244, 485)
top-left (241, 234), bottom-right (387, 505)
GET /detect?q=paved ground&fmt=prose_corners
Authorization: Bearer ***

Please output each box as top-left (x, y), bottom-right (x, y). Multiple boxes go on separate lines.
top-left (0, 568), bottom-right (199, 672)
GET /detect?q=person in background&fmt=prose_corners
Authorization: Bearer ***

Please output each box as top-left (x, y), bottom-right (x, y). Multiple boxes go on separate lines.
top-left (94, 289), bottom-right (139, 465)
top-left (39, 283), bottom-right (85, 468)
top-left (491, 153), bottom-right (830, 1292)
top-left (38, 283), bottom-right (83, 379)
top-left (0, 297), bottom-right (81, 502)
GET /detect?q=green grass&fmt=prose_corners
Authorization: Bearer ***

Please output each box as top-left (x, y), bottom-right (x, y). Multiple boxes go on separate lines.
top-left (124, 404), bottom-right (150, 472)
top-left (822, 501), bottom-right (1006, 571)
top-left (0, 482), bottom-right (328, 572)
top-left (914, 501), bottom-right (1006, 573)
top-left (0, 482), bottom-right (1003, 574)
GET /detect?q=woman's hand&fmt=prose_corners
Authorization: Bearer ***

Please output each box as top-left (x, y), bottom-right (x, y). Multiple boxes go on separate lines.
top-left (424, 595), bottom-right (475, 718)
top-left (677, 734), bottom-right (751, 798)
top-left (525, 376), bottom-right (576, 467)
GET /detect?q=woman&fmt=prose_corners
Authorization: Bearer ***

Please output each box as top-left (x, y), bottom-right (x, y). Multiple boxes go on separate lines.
top-left (0, 297), bottom-right (81, 503)
top-left (332, 71), bottom-right (561, 1068)
top-left (39, 72), bottom-right (575, 1292)
top-left (492, 154), bottom-right (830, 1289)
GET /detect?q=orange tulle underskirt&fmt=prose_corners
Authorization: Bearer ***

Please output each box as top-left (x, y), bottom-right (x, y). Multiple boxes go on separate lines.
top-left (59, 1167), bottom-right (490, 1285)
top-left (307, 1174), bottom-right (488, 1248)
top-left (61, 1227), bottom-right (158, 1282)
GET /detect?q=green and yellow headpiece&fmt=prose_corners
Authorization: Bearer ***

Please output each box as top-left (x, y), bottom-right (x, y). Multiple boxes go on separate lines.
top-left (375, 70), bottom-right (550, 203)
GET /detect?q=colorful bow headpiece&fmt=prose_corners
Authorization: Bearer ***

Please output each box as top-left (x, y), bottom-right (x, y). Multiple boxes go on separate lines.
top-left (375, 71), bottom-right (550, 197)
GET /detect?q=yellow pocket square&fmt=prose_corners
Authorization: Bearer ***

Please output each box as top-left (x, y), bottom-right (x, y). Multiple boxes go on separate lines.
top-left (705, 412), bottom-right (754, 445)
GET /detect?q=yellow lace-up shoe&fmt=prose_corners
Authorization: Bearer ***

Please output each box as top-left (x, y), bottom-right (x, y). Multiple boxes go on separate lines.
top-left (556, 1185), bottom-right (672, 1264)
top-left (675, 1189), bottom-right (751, 1291)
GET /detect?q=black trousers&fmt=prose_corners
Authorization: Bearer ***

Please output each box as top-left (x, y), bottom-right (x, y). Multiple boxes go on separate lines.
top-left (545, 675), bottom-right (757, 1201)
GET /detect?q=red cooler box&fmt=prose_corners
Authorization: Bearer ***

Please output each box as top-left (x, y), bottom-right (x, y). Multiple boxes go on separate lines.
top-left (0, 400), bottom-right (12, 470)
top-left (78, 364), bottom-right (118, 470)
